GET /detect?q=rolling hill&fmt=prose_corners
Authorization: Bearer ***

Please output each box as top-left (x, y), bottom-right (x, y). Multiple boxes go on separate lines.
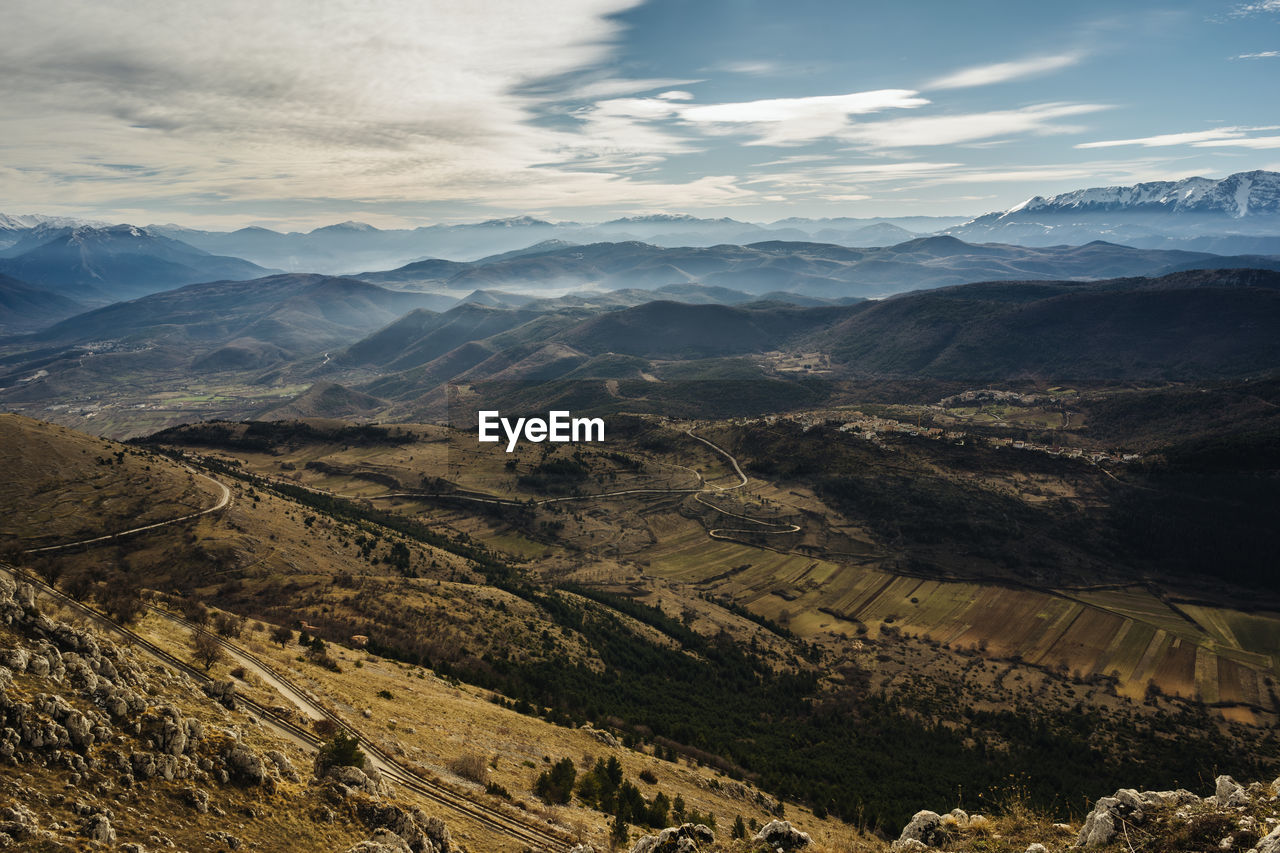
top-left (0, 272), bottom-right (84, 334)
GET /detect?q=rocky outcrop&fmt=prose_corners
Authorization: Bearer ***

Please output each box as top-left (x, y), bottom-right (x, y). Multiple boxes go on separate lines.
top-left (326, 763), bottom-right (390, 798)
top-left (1076, 787), bottom-right (1202, 847)
top-left (81, 813), bottom-right (115, 845)
top-left (630, 823), bottom-right (715, 853)
top-left (892, 810), bottom-right (945, 850)
top-left (752, 819), bottom-right (811, 849)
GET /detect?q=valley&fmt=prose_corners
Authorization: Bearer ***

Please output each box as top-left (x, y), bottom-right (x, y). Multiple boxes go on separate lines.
top-left (2, 169), bottom-right (1280, 853)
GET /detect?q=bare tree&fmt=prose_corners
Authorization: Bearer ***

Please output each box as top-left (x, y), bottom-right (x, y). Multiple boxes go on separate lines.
top-left (190, 630), bottom-right (224, 672)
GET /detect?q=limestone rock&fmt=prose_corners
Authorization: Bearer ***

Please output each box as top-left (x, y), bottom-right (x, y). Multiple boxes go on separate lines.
top-left (327, 763), bottom-right (390, 798)
top-left (81, 813), bottom-right (115, 845)
top-left (223, 743), bottom-right (266, 784)
top-left (752, 819), bottom-right (812, 849)
top-left (1216, 775), bottom-right (1249, 807)
top-left (1256, 824), bottom-right (1280, 853)
top-left (630, 823), bottom-right (715, 853)
top-left (894, 810), bottom-right (945, 849)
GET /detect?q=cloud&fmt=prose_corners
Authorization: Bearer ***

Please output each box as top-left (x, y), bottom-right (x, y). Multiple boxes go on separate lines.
top-left (842, 103), bottom-right (1110, 149)
top-left (0, 0), bottom-right (763, 221)
top-left (927, 53), bottom-right (1083, 89)
top-left (1192, 135), bottom-right (1280, 149)
top-left (1233, 50), bottom-right (1280, 59)
top-left (677, 90), bottom-right (929, 145)
top-left (1230, 0), bottom-right (1280, 16)
top-left (1077, 126), bottom-right (1280, 148)
top-left (718, 60), bottom-right (781, 76)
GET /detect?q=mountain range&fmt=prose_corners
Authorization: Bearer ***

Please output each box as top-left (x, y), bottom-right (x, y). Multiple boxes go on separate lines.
top-left (0, 224), bottom-right (275, 305)
top-left (354, 235), bottom-right (1280, 300)
top-left (946, 170), bottom-right (1280, 253)
top-left (2, 171), bottom-right (1276, 280)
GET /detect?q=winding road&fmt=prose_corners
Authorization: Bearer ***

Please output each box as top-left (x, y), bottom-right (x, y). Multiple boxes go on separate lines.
top-left (23, 467), bottom-right (232, 554)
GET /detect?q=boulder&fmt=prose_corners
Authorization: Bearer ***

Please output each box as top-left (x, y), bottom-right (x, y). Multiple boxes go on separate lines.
top-left (752, 819), bottom-right (812, 849)
top-left (1215, 775), bottom-right (1249, 807)
top-left (327, 764), bottom-right (390, 798)
top-left (894, 810), bottom-right (945, 849)
top-left (223, 744), bottom-right (266, 785)
top-left (203, 680), bottom-right (238, 711)
top-left (205, 830), bottom-right (244, 850)
top-left (1257, 824), bottom-right (1280, 853)
top-left (81, 813), bottom-right (115, 845)
top-left (265, 749), bottom-right (299, 781)
top-left (631, 823), bottom-right (715, 853)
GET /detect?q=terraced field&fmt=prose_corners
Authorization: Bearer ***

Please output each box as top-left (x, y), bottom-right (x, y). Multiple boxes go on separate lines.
top-left (640, 519), bottom-right (1280, 720)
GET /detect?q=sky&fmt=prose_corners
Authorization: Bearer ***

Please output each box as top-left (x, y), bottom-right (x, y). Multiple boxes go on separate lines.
top-left (1, 0), bottom-right (1279, 230)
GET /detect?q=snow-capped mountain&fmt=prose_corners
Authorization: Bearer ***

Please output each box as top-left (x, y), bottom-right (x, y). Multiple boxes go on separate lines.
top-left (947, 171), bottom-right (1280, 251)
top-left (1000, 171), bottom-right (1280, 219)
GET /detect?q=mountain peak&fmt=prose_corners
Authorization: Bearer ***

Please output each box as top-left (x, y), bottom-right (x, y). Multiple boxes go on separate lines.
top-left (997, 170), bottom-right (1280, 219)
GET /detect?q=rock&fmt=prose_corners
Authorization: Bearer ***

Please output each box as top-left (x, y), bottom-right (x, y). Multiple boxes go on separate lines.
top-left (425, 815), bottom-right (452, 853)
top-left (264, 749), bottom-right (299, 781)
top-left (1026, 845), bottom-right (1048, 853)
top-left (203, 680), bottom-right (238, 711)
top-left (182, 787), bottom-right (210, 814)
top-left (753, 819), bottom-right (812, 850)
top-left (354, 799), bottom-right (442, 852)
top-left (0, 803), bottom-right (40, 841)
top-left (1257, 824), bottom-right (1280, 853)
top-left (327, 764), bottom-right (390, 798)
top-left (890, 842), bottom-right (926, 853)
top-left (223, 744), bottom-right (265, 785)
top-left (1076, 796), bottom-right (1124, 848)
top-left (894, 810), bottom-right (945, 849)
top-left (631, 823), bottom-right (715, 853)
top-left (1, 649), bottom-right (30, 673)
top-left (1216, 775), bottom-right (1249, 807)
top-left (81, 813), bottom-right (115, 845)
top-left (569, 846), bottom-right (598, 853)
top-left (205, 829), bottom-right (244, 850)
top-left (64, 710), bottom-right (94, 749)
top-left (346, 829), bottom-right (414, 853)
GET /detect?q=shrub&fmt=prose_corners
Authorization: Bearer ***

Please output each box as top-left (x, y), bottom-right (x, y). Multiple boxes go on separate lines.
top-left (317, 730), bottom-right (365, 771)
top-left (449, 753), bottom-right (490, 786)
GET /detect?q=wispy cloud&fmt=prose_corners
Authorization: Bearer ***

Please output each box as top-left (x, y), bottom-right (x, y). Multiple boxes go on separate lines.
top-left (678, 90), bottom-right (930, 145)
top-left (1192, 136), bottom-right (1280, 149)
top-left (843, 103), bottom-right (1110, 149)
top-left (1233, 50), bottom-right (1279, 59)
top-left (927, 53), bottom-right (1083, 90)
top-left (1077, 126), bottom-right (1280, 148)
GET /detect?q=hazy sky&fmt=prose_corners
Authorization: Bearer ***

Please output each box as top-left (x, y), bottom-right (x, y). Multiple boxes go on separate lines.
top-left (2, 0), bottom-right (1279, 230)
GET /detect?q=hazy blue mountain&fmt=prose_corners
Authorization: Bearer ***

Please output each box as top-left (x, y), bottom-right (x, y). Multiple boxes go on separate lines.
top-left (351, 236), bottom-right (1278, 300)
top-left (0, 273), bottom-right (85, 334)
top-left (0, 225), bottom-right (274, 304)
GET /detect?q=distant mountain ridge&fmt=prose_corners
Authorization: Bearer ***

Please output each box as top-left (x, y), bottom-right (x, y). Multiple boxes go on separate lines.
top-left (948, 170), bottom-right (1280, 252)
top-left (352, 236), bottom-right (1279, 300)
top-left (1000, 170), bottom-right (1280, 218)
top-left (0, 224), bottom-right (275, 305)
